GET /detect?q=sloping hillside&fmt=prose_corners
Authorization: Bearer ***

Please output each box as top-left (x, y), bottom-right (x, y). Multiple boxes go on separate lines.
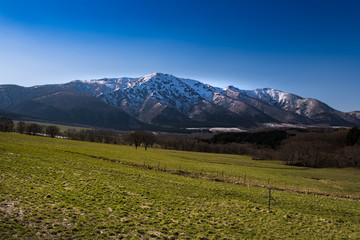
top-left (1, 133), bottom-right (359, 239)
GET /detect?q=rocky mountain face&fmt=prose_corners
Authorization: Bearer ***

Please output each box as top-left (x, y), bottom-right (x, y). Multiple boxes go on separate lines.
top-left (0, 73), bottom-right (359, 130)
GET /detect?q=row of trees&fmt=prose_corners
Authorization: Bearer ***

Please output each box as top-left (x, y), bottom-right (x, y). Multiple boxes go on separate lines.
top-left (276, 127), bottom-right (360, 168)
top-left (64, 130), bottom-right (157, 150)
top-left (204, 130), bottom-right (288, 149)
top-left (0, 117), bottom-right (157, 150)
top-left (64, 129), bottom-right (123, 144)
top-left (127, 131), bottom-right (156, 150)
top-left (0, 117), bottom-right (60, 137)
top-left (156, 136), bottom-right (252, 155)
top-left (155, 128), bottom-right (360, 168)
top-left (1, 117), bottom-right (359, 168)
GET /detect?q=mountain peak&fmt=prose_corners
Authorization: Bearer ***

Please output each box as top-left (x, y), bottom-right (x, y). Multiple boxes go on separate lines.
top-left (224, 85), bottom-right (240, 91)
top-left (143, 72), bottom-right (171, 78)
top-left (136, 72), bottom-right (175, 84)
top-left (1, 72), bottom-right (359, 129)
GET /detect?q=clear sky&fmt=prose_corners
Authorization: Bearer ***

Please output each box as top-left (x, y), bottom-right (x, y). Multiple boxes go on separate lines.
top-left (0, 0), bottom-right (359, 111)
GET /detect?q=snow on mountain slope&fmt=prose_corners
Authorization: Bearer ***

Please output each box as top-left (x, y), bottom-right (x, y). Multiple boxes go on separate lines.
top-left (237, 88), bottom-right (337, 119)
top-left (224, 87), bottom-right (315, 124)
top-left (0, 72), bottom-right (359, 128)
top-left (239, 88), bottom-right (303, 112)
top-left (348, 111), bottom-right (360, 120)
top-left (65, 73), bottom-right (210, 124)
top-left (233, 88), bottom-right (360, 126)
top-left (181, 78), bottom-right (224, 102)
top-left (123, 73), bottom-right (203, 114)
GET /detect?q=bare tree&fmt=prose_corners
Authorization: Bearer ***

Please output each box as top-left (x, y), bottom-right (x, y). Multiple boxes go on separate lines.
top-left (46, 125), bottom-right (60, 138)
top-left (142, 132), bottom-right (156, 150)
top-left (128, 131), bottom-right (156, 150)
top-left (0, 117), bottom-right (14, 132)
top-left (16, 121), bottom-right (27, 134)
top-left (26, 123), bottom-right (43, 136)
top-left (128, 131), bottom-right (143, 149)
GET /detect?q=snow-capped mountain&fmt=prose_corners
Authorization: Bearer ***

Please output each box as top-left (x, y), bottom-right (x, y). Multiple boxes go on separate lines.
top-left (0, 72), bottom-right (359, 130)
top-left (348, 111), bottom-right (360, 119)
top-left (237, 88), bottom-right (360, 126)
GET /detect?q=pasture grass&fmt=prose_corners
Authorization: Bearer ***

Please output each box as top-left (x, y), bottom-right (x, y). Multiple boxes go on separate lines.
top-left (1, 132), bottom-right (359, 239)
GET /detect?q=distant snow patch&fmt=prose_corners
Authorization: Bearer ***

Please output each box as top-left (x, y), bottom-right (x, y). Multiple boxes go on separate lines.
top-left (209, 128), bottom-right (247, 133)
top-left (186, 127), bottom-right (246, 132)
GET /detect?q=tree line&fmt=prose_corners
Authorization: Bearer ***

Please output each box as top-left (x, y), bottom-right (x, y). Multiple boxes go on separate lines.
top-left (203, 130), bottom-right (288, 149)
top-left (276, 127), bottom-right (360, 168)
top-left (0, 117), bottom-right (157, 150)
top-left (155, 128), bottom-right (360, 168)
top-left (1, 117), bottom-right (359, 168)
top-left (0, 117), bottom-right (60, 137)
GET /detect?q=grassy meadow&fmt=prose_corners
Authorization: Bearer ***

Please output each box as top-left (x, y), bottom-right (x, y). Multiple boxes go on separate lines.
top-left (1, 132), bottom-right (359, 239)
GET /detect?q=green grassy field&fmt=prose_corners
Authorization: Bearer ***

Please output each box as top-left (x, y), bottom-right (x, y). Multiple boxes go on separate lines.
top-left (1, 132), bottom-right (359, 239)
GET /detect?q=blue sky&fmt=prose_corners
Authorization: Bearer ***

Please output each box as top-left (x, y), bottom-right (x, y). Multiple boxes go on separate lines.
top-left (0, 0), bottom-right (359, 111)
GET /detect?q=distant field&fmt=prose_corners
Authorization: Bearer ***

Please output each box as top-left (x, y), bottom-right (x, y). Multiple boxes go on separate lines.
top-left (13, 121), bottom-right (91, 132)
top-left (1, 133), bottom-right (359, 239)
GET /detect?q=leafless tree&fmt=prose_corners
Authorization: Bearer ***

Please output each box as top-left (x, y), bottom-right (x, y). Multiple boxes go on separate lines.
top-left (142, 132), bottom-right (156, 150)
top-left (26, 123), bottom-right (43, 136)
top-left (128, 131), bottom-right (143, 149)
top-left (128, 131), bottom-right (156, 150)
top-left (0, 117), bottom-right (14, 132)
top-left (16, 121), bottom-right (27, 134)
top-left (46, 125), bottom-right (60, 138)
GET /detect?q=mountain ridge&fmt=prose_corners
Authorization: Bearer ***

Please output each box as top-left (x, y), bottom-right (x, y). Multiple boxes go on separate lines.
top-left (0, 72), bottom-right (359, 130)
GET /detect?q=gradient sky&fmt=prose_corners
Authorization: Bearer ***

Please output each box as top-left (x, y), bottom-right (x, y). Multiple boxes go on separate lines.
top-left (0, 0), bottom-right (359, 111)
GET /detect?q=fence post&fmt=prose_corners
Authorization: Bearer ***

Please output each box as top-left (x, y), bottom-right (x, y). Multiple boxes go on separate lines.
top-left (254, 187), bottom-right (287, 215)
top-left (268, 188), bottom-right (271, 212)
